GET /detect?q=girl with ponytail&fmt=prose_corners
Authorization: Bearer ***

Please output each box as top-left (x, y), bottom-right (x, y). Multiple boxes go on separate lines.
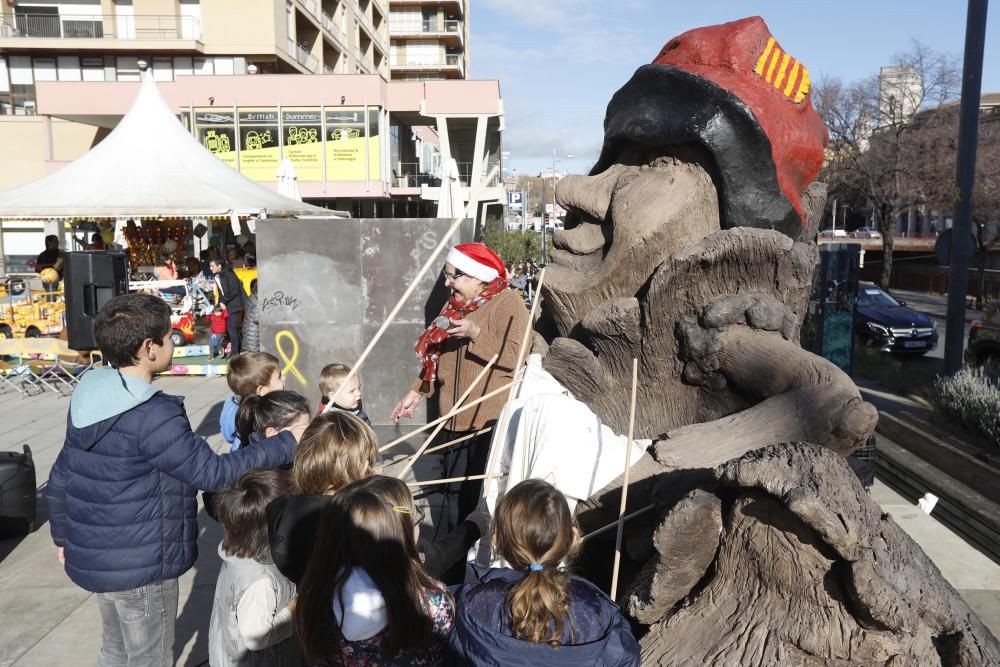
top-left (204, 391), bottom-right (310, 521)
top-left (234, 390), bottom-right (311, 449)
top-left (449, 479), bottom-right (639, 666)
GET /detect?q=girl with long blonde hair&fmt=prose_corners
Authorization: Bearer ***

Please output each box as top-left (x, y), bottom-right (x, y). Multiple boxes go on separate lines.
top-left (266, 411), bottom-right (379, 582)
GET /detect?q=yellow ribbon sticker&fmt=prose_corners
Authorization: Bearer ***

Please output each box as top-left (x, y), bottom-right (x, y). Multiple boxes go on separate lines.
top-left (274, 330), bottom-right (307, 386)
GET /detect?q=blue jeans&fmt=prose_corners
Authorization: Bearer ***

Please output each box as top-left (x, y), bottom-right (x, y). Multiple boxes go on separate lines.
top-left (209, 333), bottom-right (226, 357)
top-left (95, 578), bottom-right (178, 667)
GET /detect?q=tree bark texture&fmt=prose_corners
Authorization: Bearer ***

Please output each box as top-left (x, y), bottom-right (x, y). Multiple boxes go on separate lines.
top-left (626, 443), bottom-right (1000, 666)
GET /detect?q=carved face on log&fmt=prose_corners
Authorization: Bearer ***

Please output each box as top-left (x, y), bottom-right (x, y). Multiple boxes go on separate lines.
top-left (539, 16), bottom-right (841, 442)
top-left (547, 18), bottom-right (998, 665)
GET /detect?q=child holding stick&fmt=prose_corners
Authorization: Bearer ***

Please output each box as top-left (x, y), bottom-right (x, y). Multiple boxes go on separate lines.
top-left (449, 479), bottom-right (640, 665)
top-left (266, 412), bottom-right (489, 584)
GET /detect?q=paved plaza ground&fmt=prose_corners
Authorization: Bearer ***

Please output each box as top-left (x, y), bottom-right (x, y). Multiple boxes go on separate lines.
top-left (0, 375), bottom-right (998, 665)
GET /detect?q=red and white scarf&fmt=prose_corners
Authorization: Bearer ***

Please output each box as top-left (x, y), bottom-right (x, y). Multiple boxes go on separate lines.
top-left (414, 276), bottom-right (508, 383)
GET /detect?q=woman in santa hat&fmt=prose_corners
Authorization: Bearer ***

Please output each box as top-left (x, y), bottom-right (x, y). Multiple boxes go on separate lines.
top-left (391, 242), bottom-right (528, 582)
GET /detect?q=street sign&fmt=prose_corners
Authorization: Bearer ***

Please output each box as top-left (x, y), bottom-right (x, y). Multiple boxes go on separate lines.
top-left (508, 192), bottom-right (522, 205)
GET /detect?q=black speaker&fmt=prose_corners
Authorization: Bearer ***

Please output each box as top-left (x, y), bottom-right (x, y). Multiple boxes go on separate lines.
top-left (63, 252), bottom-right (129, 351)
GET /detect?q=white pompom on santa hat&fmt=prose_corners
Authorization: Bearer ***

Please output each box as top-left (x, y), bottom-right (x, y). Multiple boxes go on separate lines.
top-left (445, 242), bottom-right (507, 282)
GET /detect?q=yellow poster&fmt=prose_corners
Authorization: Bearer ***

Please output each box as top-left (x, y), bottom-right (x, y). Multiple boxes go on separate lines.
top-left (325, 108), bottom-right (380, 182)
top-left (238, 109), bottom-right (281, 181)
top-left (283, 110), bottom-right (322, 181)
top-left (195, 110), bottom-right (237, 168)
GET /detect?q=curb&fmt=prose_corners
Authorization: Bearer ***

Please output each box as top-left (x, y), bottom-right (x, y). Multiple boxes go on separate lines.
top-left (874, 412), bottom-right (1000, 563)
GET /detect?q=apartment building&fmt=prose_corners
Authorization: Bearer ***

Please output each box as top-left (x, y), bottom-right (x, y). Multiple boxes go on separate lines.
top-left (0, 1), bottom-right (501, 273)
top-left (0, 0), bottom-right (391, 189)
top-left (388, 0), bottom-right (468, 81)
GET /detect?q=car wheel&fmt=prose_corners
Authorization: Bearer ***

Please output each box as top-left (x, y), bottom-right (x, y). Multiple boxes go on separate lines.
top-left (0, 324), bottom-right (11, 339)
top-left (170, 329), bottom-right (186, 347)
top-left (24, 326), bottom-right (41, 338)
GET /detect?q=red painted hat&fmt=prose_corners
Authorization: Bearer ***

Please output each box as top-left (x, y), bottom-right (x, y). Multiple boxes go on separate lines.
top-left (592, 16), bottom-right (828, 237)
top-left (446, 242), bottom-right (507, 282)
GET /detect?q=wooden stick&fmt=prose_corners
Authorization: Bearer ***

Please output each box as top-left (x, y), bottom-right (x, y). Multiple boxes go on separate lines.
top-left (379, 380), bottom-right (516, 453)
top-left (396, 354), bottom-right (498, 479)
top-left (506, 267), bottom-right (545, 404)
top-left (330, 163), bottom-right (501, 409)
top-left (478, 268), bottom-right (547, 503)
top-left (581, 503), bottom-right (657, 542)
top-left (408, 473), bottom-right (505, 488)
top-left (610, 358), bottom-right (639, 601)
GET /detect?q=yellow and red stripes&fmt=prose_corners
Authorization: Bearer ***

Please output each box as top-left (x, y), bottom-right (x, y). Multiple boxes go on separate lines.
top-left (754, 36), bottom-right (811, 104)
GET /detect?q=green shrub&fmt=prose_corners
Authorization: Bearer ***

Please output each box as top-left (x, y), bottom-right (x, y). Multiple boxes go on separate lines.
top-left (482, 227), bottom-right (548, 265)
top-left (932, 368), bottom-right (1000, 447)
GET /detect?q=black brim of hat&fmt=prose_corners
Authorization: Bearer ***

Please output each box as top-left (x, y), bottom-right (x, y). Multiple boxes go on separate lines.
top-left (592, 64), bottom-right (800, 238)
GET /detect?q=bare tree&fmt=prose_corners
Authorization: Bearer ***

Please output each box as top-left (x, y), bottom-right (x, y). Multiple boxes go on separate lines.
top-left (817, 41), bottom-right (961, 288)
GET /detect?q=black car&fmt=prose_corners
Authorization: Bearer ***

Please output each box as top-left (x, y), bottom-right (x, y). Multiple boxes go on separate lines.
top-left (855, 282), bottom-right (938, 353)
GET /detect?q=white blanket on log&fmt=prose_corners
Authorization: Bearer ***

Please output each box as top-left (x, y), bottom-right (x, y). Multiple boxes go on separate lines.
top-left (482, 354), bottom-right (649, 514)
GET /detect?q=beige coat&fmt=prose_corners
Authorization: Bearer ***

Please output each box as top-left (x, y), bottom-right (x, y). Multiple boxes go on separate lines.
top-left (411, 288), bottom-right (529, 432)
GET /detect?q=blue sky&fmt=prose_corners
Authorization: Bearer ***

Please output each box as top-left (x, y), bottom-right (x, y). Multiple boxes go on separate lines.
top-left (469, 0), bottom-right (1000, 177)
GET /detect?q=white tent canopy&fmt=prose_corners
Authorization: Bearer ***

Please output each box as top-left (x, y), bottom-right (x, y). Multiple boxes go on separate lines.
top-left (0, 75), bottom-right (339, 220)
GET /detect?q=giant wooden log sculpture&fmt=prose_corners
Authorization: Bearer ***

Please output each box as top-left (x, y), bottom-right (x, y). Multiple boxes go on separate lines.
top-left (530, 15), bottom-right (1000, 665)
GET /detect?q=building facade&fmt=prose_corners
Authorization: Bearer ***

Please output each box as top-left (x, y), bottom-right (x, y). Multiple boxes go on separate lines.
top-left (0, 0), bottom-right (393, 191)
top-left (388, 0), bottom-right (468, 81)
top-left (0, 1), bottom-right (496, 271)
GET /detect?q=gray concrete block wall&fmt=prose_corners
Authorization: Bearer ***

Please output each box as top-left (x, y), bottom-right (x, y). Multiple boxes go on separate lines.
top-left (257, 217), bottom-right (473, 424)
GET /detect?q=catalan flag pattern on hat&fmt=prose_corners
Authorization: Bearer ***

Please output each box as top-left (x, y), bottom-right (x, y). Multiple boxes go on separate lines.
top-left (754, 36), bottom-right (811, 104)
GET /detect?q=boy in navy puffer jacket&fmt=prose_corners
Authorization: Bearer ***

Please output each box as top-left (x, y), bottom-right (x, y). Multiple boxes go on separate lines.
top-left (47, 293), bottom-right (298, 667)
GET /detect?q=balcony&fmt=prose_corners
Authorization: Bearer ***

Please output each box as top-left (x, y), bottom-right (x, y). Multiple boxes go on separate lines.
top-left (0, 13), bottom-right (202, 41)
top-left (286, 38), bottom-right (319, 72)
top-left (389, 0), bottom-right (464, 15)
top-left (389, 18), bottom-right (462, 45)
top-left (299, 0), bottom-right (322, 22)
top-left (319, 10), bottom-right (348, 48)
top-left (390, 53), bottom-right (463, 77)
top-left (355, 6), bottom-right (388, 53)
top-left (392, 162), bottom-right (438, 188)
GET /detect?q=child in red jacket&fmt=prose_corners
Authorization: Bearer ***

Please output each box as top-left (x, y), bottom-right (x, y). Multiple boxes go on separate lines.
top-left (206, 304), bottom-right (230, 359)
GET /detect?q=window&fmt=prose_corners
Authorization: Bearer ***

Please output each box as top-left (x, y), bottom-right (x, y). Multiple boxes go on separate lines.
top-left (5, 55), bottom-right (35, 115)
top-left (390, 8), bottom-right (421, 33)
top-left (33, 57), bottom-right (57, 82)
top-left (114, 0), bottom-right (135, 39)
top-left (179, 0), bottom-right (202, 40)
top-left (152, 57), bottom-right (172, 81)
top-left (193, 58), bottom-right (214, 76)
top-left (174, 56), bottom-right (193, 78)
top-left (57, 56), bottom-right (81, 81)
top-left (13, 6), bottom-right (59, 38)
top-left (213, 57), bottom-right (234, 76)
top-left (116, 56), bottom-right (140, 81)
top-left (81, 57), bottom-right (105, 82)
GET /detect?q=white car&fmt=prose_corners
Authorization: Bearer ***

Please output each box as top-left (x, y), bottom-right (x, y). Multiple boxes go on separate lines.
top-left (818, 228), bottom-right (847, 238)
top-left (849, 227), bottom-right (882, 239)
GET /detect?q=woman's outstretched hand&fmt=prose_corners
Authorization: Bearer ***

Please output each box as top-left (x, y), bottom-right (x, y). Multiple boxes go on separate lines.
top-left (390, 389), bottom-right (422, 423)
